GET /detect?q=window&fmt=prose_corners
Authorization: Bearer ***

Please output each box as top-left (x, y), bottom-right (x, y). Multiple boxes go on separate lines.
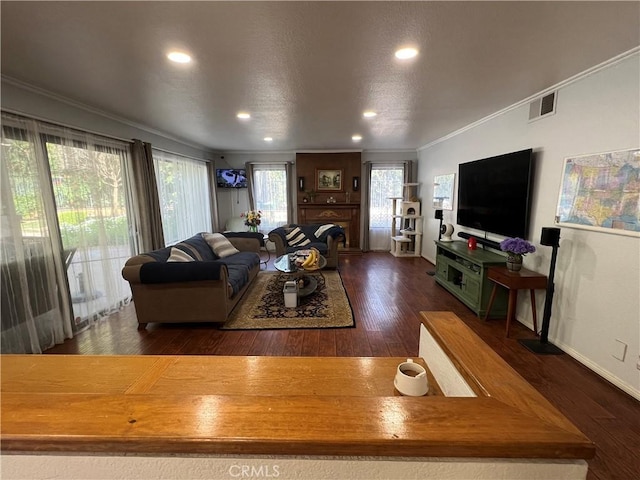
top-left (368, 166), bottom-right (404, 250)
top-left (153, 150), bottom-right (212, 246)
top-left (44, 132), bottom-right (136, 330)
top-left (1, 112), bottom-right (137, 344)
top-left (252, 165), bottom-right (288, 232)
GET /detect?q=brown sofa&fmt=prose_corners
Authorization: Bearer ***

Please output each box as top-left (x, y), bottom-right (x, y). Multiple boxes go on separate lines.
top-left (268, 224), bottom-right (345, 269)
top-left (122, 232), bottom-right (262, 329)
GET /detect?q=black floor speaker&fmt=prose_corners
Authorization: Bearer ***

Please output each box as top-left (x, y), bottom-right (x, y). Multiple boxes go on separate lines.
top-left (520, 227), bottom-right (563, 355)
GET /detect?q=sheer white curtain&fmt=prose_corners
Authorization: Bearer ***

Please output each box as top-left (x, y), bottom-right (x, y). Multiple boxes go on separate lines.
top-left (251, 164), bottom-right (289, 233)
top-left (368, 166), bottom-right (405, 251)
top-left (2, 113), bottom-right (137, 347)
top-left (1, 116), bottom-right (73, 352)
top-left (42, 124), bottom-right (136, 331)
top-left (1, 115), bottom-right (69, 352)
top-left (153, 150), bottom-right (212, 245)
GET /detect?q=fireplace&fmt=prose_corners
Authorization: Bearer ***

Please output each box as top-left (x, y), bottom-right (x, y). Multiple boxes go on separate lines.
top-left (298, 204), bottom-right (360, 251)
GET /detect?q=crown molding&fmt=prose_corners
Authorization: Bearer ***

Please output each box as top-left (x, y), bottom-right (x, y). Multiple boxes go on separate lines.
top-left (418, 46), bottom-right (640, 152)
top-left (224, 148), bottom-right (416, 156)
top-left (1, 75), bottom-right (211, 153)
top-left (220, 150), bottom-right (296, 156)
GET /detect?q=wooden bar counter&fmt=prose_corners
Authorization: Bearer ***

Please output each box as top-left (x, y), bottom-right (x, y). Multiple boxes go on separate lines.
top-left (1, 313), bottom-right (594, 469)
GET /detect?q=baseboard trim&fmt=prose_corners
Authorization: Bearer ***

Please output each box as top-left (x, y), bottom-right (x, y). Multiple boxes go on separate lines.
top-left (511, 318), bottom-right (640, 401)
top-left (552, 339), bottom-right (640, 401)
top-left (515, 319), bottom-right (640, 400)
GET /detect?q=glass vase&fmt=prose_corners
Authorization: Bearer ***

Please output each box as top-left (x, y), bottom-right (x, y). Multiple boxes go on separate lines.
top-left (506, 253), bottom-right (523, 272)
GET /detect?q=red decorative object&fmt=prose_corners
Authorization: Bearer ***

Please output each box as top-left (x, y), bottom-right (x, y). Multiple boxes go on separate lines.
top-left (468, 237), bottom-right (477, 250)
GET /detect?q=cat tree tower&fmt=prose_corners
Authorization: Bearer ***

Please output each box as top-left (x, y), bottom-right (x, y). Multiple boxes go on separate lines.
top-left (390, 183), bottom-right (423, 257)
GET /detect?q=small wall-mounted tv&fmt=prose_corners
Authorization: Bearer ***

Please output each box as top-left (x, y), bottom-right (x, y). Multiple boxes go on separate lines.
top-left (457, 149), bottom-right (534, 239)
top-left (216, 168), bottom-right (247, 188)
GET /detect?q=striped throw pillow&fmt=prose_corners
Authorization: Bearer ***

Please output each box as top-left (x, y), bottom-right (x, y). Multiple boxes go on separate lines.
top-left (285, 227), bottom-right (311, 247)
top-left (203, 233), bottom-right (240, 258)
top-left (167, 247), bottom-right (195, 262)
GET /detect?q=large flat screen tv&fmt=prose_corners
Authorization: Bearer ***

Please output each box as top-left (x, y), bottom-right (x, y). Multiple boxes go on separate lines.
top-left (216, 168), bottom-right (247, 188)
top-left (457, 148), bottom-right (534, 239)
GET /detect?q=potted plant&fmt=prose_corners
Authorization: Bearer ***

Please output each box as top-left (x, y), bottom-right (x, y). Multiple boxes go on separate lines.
top-left (499, 237), bottom-right (536, 272)
top-left (304, 189), bottom-right (317, 203)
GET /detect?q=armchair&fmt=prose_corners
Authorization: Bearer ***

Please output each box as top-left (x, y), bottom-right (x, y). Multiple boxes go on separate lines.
top-left (268, 224), bottom-right (345, 269)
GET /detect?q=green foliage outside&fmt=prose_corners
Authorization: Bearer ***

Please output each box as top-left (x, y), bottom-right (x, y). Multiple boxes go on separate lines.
top-left (57, 211), bottom-right (88, 224)
top-left (4, 136), bottom-right (130, 247)
top-left (59, 216), bottom-right (129, 246)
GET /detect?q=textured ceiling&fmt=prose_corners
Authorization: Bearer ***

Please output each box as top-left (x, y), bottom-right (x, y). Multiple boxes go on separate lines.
top-left (1, 1), bottom-right (639, 152)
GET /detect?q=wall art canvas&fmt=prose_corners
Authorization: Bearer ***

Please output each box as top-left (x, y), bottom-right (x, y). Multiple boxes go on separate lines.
top-left (555, 148), bottom-right (640, 237)
top-left (433, 173), bottom-right (455, 210)
top-left (316, 169), bottom-right (343, 191)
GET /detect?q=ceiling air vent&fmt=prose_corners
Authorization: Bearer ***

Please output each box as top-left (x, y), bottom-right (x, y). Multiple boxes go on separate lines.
top-left (529, 92), bottom-right (556, 122)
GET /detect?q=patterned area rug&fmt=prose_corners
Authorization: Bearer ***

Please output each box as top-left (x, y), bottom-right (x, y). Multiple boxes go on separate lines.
top-left (222, 271), bottom-right (354, 330)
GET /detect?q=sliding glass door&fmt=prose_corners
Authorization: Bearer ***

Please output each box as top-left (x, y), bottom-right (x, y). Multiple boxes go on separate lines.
top-left (1, 113), bottom-right (136, 351)
top-left (44, 131), bottom-right (135, 330)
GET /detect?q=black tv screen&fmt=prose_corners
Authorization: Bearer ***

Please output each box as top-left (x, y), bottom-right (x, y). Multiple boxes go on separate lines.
top-left (457, 149), bottom-right (534, 239)
top-left (216, 168), bottom-right (247, 188)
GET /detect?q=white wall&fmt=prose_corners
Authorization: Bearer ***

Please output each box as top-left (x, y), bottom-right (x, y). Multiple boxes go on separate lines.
top-left (1, 454), bottom-right (588, 480)
top-left (417, 52), bottom-right (640, 399)
top-left (216, 152), bottom-right (295, 228)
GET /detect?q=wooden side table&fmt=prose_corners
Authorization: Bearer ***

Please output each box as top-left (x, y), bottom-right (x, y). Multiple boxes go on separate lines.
top-left (484, 266), bottom-right (548, 337)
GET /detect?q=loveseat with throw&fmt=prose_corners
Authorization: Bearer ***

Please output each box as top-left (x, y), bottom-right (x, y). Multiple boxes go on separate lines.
top-left (268, 224), bottom-right (345, 269)
top-left (122, 232), bottom-right (262, 329)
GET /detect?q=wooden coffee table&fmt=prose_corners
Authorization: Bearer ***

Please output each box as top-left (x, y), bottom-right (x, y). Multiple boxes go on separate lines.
top-left (274, 252), bottom-right (327, 297)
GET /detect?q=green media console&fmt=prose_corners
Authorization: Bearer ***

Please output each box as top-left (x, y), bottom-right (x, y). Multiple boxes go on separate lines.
top-left (434, 240), bottom-right (509, 318)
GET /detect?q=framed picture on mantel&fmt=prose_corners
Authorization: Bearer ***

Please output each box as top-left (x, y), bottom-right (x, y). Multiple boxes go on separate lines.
top-left (316, 169), bottom-right (344, 192)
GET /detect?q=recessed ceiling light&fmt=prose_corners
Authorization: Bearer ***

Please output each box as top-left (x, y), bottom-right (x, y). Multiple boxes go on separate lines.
top-left (264, 137), bottom-right (273, 142)
top-left (167, 51), bottom-right (192, 64)
top-left (363, 111), bottom-right (377, 118)
top-left (237, 112), bottom-right (251, 120)
top-left (352, 135), bottom-right (362, 142)
top-left (395, 47), bottom-right (419, 60)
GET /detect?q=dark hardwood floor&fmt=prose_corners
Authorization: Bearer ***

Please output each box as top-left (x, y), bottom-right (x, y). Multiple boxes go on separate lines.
top-left (46, 252), bottom-right (640, 480)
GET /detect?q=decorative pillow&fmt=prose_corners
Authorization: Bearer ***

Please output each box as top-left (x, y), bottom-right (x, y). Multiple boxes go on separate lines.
top-left (174, 242), bottom-right (204, 260)
top-left (285, 226), bottom-right (311, 247)
top-left (167, 247), bottom-right (195, 262)
top-left (203, 232), bottom-right (240, 258)
top-left (314, 224), bottom-right (336, 239)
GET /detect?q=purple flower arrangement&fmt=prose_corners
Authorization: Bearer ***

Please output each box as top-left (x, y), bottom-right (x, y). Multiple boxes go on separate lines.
top-left (499, 237), bottom-right (536, 256)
